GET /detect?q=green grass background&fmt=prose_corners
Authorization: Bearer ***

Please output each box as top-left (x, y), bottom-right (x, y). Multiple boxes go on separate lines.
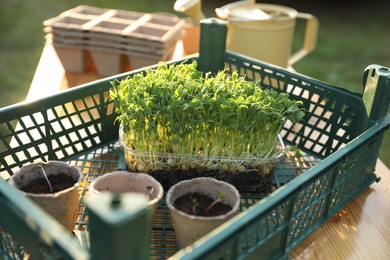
top-left (0, 0), bottom-right (389, 166)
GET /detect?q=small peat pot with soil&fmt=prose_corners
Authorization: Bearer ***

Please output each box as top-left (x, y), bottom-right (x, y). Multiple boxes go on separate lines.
top-left (8, 161), bottom-right (82, 232)
top-left (166, 177), bottom-right (240, 249)
top-left (88, 171), bottom-right (164, 216)
top-left (110, 61), bottom-right (305, 192)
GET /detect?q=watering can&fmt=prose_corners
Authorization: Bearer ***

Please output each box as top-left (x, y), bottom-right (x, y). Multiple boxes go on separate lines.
top-left (175, 0), bottom-right (319, 68)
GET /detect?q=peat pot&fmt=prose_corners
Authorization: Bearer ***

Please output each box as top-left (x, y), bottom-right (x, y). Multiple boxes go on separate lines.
top-left (9, 161), bottom-right (82, 232)
top-left (166, 177), bottom-right (240, 249)
top-left (88, 171), bottom-right (164, 216)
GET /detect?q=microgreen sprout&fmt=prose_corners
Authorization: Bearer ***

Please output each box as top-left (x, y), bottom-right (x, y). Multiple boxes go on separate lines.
top-left (146, 186), bottom-right (154, 201)
top-left (39, 164), bottom-right (53, 194)
top-left (110, 61), bottom-right (305, 173)
top-left (204, 191), bottom-right (225, 215)
top-left (191, 198), bottom-right (199, 215)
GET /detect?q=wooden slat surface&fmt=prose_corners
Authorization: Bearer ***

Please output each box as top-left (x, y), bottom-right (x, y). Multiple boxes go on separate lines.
top-left (291, 159), bottom-right (390, 259)
top-left (27, 43), bottom-right (390, 260)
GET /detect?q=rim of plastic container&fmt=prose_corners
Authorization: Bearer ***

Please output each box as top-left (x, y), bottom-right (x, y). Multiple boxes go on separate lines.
top-left (119, 125), bottom-right (286, 163)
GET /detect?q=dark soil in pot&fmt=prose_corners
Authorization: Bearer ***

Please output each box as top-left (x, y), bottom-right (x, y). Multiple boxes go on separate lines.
top-left (19, 174), bottom-right (77, 194)
top-left (134, 166), bottom-right (275, 193)
top-left (173, 192), bottom-right (233, 217)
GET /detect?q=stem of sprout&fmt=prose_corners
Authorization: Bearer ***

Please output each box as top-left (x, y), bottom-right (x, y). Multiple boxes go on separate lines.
top-left (39, 164), bottom-right (53, 194)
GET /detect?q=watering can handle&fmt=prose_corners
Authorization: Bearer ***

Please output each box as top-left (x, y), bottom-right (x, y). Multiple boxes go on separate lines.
top-left (288, 13), bottom-right (319, 67)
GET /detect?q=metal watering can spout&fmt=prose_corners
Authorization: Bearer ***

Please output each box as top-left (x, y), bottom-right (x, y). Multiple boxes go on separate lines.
top-left (174, 0), bottom-right (205, 23)
top-left (174, 0), bottom-right (258, 23)
top-left (216, 0), bottom-right (271, 21)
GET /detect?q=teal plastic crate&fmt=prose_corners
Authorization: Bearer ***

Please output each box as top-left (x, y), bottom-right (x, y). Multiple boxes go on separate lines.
top-left (1, 19), bottom-right (390, 259)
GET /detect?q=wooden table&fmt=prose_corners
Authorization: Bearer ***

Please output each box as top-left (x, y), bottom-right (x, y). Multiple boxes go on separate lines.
top-left (28, 44), bottom-right (390, 260)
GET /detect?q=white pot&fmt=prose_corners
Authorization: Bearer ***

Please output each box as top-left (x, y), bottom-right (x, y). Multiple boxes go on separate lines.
top-left (166, 177), bottom-right (240, 249)
top-left (88, 171), bottom-right (164, 215)
top-left (9, 161), bottom-right (82, 232)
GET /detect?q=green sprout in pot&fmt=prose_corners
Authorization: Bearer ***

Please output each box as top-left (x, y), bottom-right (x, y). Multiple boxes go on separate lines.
top-left (110, 61), bottom-right (305, 187)
top-left (180, 190), bottom-right (227, 217)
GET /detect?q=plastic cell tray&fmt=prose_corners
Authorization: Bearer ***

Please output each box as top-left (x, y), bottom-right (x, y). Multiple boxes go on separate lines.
top-left (43, 6), bottom-right (185, 49)
top-left (43, 5), bottom-right (185, 75)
